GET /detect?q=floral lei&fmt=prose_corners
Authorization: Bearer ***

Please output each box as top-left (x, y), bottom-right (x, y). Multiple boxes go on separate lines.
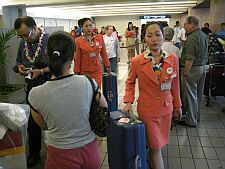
top-left (24, 27), bottom-right (46, 63)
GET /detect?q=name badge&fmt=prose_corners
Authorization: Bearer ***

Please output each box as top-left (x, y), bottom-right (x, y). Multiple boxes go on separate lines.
top-left (161, 82), bottom-right (171, 90)
top-left (90, 52), bottom-right (96, 57)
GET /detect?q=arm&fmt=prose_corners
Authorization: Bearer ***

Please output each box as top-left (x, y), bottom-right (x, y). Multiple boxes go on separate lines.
top-left (100, 37), bottom-right (110, 68)
top-left (123, 59), bottom-right (137, 112)
top-left (171, 55), bottom-right (182, 119)
top-left (183, 36), bottom-right (197, 76)
top-left (28, 89), bottom-right (48, 130)
top-left (171, 55), bottom-right (182, 108)
top-left (172, 27), bottom-right (179, 44)
top-left (96, 92), bottom-right (108, 108)
top-left (115, 36), bottom-right (120, 61)
top-left (177, 30), bottom-right (182, 42)
top-left (14, 41), bottom-right (26, 75)
top-left (125, 30), bottom-right (128, 38)
top-left (183, 60), bottom-right (193, 76)
top-left (74, 38), bottom-right (81, 73)
top-left (30, 67), bottom-right (51, 80)
top-left (31, 109), bottom-right (48, 130)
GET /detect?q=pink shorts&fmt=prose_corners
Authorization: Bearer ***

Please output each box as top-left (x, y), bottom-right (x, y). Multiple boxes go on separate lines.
top-left (46, 139), bottom-right (101, 169)
top-left (139, 114), bottom-right (172, 149)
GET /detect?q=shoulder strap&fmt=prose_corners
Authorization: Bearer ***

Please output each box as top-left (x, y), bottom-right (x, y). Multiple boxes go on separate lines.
top-left (85, 75), bottom-right (99, 98)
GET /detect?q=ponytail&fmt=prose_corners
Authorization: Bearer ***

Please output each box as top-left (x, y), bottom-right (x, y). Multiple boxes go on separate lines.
top-left (48, 51), bottom-right (64, 77)
top-left (47, 31), bottom-right (75, 77)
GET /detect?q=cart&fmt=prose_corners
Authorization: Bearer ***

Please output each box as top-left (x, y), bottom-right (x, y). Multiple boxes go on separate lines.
top-left (204, 62), bottom-right (225, 106)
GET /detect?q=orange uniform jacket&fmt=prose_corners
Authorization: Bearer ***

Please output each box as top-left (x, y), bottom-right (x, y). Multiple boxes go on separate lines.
top-left (123, 52), bottom-right (182, 117)
top-left (74, 34), bottom-right (110, 87)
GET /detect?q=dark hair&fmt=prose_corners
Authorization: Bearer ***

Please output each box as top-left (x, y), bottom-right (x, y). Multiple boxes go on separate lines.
top-left (127, 22), bottom-right (133, 31)
top-left (160, 21), bottom-right (169, 28)
top-left (141, 24), bottom-right (146, 30)
top-left (221, 23), bottom-right (225, 26)
top-left (47, 31), bottom-right (75, 77)
top-left (112, 26), bottom-right (116, 32)
top-left (14, 16), bottom-right (37, 30)
top-left (176, 21), bottom-right (180, 25)
top-left (201, 27), bottom-right (212, 35)
top-left (204, 23), bottom-right (209, 27)
top-left (186, 16), bottom-right (199, 26)
top-left (78, 18), bottom-right (83, 27)
top-left (144, 22), bottom-right (164, 36)
top-left (80, 18), bottom-right (93, 27)
top-left (141, 24), bottom-right (146, 41)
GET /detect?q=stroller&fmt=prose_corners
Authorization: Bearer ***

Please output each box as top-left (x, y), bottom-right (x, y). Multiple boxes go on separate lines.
top-left (204, 52), bottom-right (225, 106)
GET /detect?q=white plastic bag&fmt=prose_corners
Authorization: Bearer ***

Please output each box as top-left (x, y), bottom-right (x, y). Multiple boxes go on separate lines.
top-left (0, 103), bottom-right (28, 131)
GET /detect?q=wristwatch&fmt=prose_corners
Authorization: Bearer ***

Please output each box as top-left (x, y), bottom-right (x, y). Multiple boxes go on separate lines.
top-left (183, 72), bottom-right (188, 77)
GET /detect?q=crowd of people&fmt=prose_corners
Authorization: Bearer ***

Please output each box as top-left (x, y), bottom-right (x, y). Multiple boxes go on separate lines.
top-left (13, 15), bottom-right (225, 169)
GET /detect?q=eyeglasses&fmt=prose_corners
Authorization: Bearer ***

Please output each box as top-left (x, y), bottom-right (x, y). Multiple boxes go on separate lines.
top-left (17, 28), bottom-right (33, 39)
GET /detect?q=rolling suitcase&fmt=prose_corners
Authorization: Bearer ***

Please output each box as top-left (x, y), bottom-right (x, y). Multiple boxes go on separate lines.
top-left (107, 110), bottom-right (147, 169)
top-left (102, 72), bottom-right (118, 112)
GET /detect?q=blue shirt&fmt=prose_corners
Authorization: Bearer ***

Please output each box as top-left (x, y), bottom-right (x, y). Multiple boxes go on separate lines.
top-left (217, 29), bottom-right (225, 40)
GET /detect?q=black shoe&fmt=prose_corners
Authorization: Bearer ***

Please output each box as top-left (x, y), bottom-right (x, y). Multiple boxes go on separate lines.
top-left (178, 120), bottom-right (197, 128)
top-left (27, 153), bottom-right (41, 167)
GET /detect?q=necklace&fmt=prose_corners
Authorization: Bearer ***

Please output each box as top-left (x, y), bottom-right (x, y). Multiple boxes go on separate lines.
top-left (84, 33), bottom-right (95, 47)
top-left (24, 27), bottom-right (46, 63)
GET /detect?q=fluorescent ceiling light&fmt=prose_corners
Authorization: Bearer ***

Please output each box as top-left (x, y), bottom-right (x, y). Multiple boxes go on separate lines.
top-left (61, 6), bottom-right (191, 12)
top-left (26, 1), bottom-right (197, 19)
top-left (58, 1), bottom-right (197, 9)
top-left (91, 11), bottom-right (183, 17)
top-left (83, 9), bottom-right (187, 14)
top-left (67, 7), bottom-right (188, 13)
top-left (26, 7), bottom-right (90, 19)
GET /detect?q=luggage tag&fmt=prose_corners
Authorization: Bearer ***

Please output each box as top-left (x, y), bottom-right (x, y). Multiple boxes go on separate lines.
top-left (118, 117), bottom-right (130, 123)
top-left (89, 52), bottom-right (96, 57)
top-left (160, 81), bottom-right (171, 90)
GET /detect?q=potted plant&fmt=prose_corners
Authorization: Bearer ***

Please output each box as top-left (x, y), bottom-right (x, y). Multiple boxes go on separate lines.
top-left (0, 28), bottom-right (17, 84)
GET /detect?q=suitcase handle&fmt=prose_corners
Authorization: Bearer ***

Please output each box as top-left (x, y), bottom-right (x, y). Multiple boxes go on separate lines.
top-left (118, 110), bottom-right (141, 124)
top-left (134, 155), bottom-right (141, 169)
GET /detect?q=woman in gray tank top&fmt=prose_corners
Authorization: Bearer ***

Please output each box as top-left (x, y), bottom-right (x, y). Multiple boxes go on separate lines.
top-left (28, 31), bottom-right (108, 169)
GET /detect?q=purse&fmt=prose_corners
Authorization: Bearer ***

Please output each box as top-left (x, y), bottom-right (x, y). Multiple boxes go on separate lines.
top-left (86, 75), bottom-right (109, 137)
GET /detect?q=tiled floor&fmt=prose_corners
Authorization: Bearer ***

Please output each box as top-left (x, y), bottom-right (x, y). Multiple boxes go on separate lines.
top-left (29, 48), bottom-right (225, 169)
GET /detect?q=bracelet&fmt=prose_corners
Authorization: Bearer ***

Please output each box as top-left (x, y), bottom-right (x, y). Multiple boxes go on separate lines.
top-left (40, 69), bottom-right (44, 75)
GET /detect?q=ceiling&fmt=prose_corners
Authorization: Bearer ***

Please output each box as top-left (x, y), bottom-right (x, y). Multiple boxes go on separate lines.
top-left (1, 0), bottom-right (205, 19)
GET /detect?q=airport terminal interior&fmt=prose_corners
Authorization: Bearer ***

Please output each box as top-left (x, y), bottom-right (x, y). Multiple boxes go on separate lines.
top-left (0, 0), bottom-right (225, 169)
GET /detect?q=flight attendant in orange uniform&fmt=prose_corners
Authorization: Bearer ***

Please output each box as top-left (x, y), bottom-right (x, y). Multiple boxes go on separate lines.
top-left (74, 18), bottom-right (110, 87)
top-left (123, 22), bottom-right (182, 169)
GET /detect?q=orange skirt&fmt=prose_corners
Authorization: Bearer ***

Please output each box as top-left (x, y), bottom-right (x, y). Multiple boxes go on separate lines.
top-left (81, 70), bottom-right (102, 89)
top-left (139, 113), bottom-right (172, 149)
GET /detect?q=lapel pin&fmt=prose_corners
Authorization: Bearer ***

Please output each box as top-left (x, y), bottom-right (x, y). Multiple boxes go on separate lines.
top-left (167, 68), bottom-right (173, 74)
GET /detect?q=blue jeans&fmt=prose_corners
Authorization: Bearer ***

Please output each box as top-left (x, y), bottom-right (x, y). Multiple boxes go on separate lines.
top-left (109, 57), bottom-right (117, 73)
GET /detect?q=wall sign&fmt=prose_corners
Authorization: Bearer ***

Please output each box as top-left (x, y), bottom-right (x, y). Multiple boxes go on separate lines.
top-left (140, 15), bottom-right (171, 19)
